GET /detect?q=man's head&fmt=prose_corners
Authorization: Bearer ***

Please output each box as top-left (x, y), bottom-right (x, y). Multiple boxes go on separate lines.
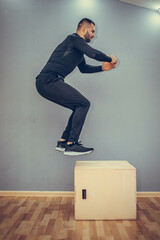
top-left (76, 18), bottom-right (95, 43)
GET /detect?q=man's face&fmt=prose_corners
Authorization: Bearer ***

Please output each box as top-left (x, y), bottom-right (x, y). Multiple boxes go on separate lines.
top-left (84, 23), bottom-right (95, 43)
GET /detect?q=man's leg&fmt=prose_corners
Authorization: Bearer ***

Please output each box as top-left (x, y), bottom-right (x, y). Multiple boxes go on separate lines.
top-left (36, 78), bottom-right (91, 144)
top-left (61, 101), bottom-right (90, 143)
top-left (60, 111), bottom-right (75, 142)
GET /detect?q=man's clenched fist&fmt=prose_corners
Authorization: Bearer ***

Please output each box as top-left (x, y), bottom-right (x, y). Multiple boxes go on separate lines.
top-left (102, 55), bottom-right (118, 71)
top-left (110, 55), bottom-right (117, 65)
top-left (102, 62), bottom-right (115, 71)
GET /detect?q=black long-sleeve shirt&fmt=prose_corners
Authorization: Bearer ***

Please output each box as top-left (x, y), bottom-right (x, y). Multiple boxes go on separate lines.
top-left (36, 33), bottom-right (112, 79)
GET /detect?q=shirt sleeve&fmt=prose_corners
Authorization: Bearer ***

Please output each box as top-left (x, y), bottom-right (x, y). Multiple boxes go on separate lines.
top-left (73, 35), bottom-right (112, 62)
top-left (78, 57), bottom-right (103, 73)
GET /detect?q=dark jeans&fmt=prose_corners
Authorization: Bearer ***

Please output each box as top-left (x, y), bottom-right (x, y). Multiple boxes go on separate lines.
top-left (35, 74), bottom-right (90, 142)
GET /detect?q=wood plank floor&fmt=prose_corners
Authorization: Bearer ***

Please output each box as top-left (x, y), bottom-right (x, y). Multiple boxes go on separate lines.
top-left (0, 196), bottom-right (160, 240)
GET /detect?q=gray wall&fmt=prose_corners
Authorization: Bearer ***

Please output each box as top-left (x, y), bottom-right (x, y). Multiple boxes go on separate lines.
top-left (0, 0), bottom-right (160, 191)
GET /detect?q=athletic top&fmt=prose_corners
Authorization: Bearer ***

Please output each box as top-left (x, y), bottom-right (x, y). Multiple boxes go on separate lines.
top-left (36, 33), bottom-right (112, 79)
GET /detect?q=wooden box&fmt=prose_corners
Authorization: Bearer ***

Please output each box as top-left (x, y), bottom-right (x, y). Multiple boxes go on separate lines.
top-left (74, 161), bottom-right (136, 220)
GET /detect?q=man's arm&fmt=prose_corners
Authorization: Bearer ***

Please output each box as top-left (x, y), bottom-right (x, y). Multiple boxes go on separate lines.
top-left (73, 36), bottom-right (112, 62)
top-left (78, 57), bottom-right (103, 73)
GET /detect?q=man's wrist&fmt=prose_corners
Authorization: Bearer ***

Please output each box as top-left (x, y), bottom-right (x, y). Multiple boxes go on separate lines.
top-left (101, 65), bottom-right (103, 71)
top-left (106, 54), bottom-right (112, 63)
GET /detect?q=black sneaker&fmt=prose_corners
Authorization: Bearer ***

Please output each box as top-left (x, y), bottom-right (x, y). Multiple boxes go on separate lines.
top-left (63, 142), bottom-right (94, 156)
top-left (55, 140), bottom-right (67, 152)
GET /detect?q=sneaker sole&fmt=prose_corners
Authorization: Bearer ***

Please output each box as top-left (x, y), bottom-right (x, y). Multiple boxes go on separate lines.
top-left (55, 147), bottom-right (65, 152)
top-left (63, 150), bottom-right (93, 156)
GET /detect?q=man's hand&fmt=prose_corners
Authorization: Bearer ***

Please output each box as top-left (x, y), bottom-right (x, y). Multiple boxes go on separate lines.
top-left (102, 62), bottom-right (115, 71)
top-left (102, 54), bottom-right (118, 71)
top-left (110, 55), bottom-right (117, 66)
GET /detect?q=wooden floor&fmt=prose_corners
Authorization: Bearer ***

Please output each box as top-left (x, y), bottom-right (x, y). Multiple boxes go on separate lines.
top-left (0, 196), bottom-right (160, 240)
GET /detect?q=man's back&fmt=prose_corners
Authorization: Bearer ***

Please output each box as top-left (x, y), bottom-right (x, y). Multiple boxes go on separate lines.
top-left (38, 33), bottom-right (84, 78)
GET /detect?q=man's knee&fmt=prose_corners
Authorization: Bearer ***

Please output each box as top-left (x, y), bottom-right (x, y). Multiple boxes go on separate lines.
top-left (83, 98), bottom-right (90, 109)
top-left (75, 97), bottom-right (90, 109)
top-left (86, 99), bottom-right (90, 108)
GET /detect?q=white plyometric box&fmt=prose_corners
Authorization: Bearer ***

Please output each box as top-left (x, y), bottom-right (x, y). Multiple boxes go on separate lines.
top-left (74, 161), bottom-right (136, 220)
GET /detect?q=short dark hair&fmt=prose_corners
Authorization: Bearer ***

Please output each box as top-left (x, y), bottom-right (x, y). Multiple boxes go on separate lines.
top-left (77, 18), bottom-right (95, 30)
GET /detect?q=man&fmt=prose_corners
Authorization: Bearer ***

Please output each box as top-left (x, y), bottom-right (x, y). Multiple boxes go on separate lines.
top-left (36, 18), bottom-right (117, 156)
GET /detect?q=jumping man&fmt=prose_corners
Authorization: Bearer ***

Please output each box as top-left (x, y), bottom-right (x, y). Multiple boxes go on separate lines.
top-left (36, 18), bottom-right (117, 156)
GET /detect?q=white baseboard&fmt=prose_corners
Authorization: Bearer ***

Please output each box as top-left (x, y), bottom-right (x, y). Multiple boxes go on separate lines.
top-left (136, 192), bottom-right (160, 197)
top-left (0, 191), bottom-right (160, 197)
top-left (0, 191), bottom-right (74, 197)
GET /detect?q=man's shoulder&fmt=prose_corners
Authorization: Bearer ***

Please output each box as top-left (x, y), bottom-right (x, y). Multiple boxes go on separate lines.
top-left (63, 33), bottom-right (75, 42)
top-left (67, 33), bottom-right (83, 41)
top-left (69, 33), bottom-right (78, 37)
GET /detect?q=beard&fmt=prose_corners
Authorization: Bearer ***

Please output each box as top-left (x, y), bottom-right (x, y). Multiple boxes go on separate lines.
top-left (84, 31), bottom-right (91, 43)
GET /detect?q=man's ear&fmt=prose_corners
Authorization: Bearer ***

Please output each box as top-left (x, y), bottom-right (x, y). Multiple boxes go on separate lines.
top-left (82, 26), bottom-right (87, 34)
